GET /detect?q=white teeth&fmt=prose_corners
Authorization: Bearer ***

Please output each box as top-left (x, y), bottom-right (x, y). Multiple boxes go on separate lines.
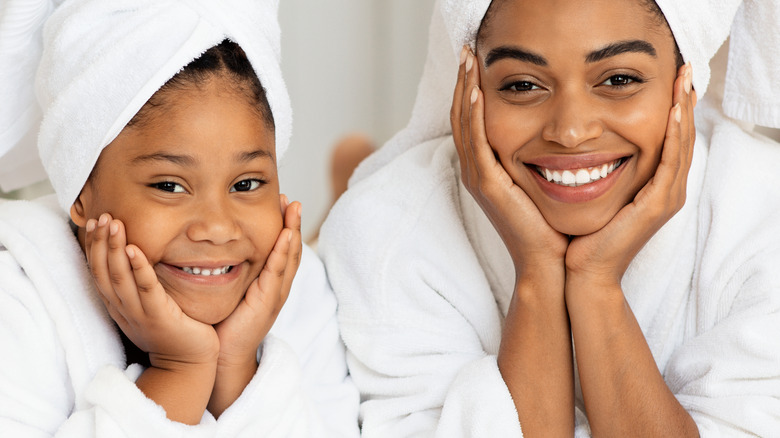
top-left (182, 266), bottom-right (231, 276)
top-left (575, 169), bottom-right (590, 185)
top-left (540, 159), bottom-right (623, 187)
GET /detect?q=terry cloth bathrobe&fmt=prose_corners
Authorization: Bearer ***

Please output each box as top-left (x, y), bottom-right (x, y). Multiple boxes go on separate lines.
top-left (0, 195), bottom-right (359, 437)
top-left (318, 0), bottom-right (780, 436)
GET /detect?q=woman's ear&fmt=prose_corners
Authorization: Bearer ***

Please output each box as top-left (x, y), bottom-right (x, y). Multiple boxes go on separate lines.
top-left (69, 184), bottom-right (92, 227)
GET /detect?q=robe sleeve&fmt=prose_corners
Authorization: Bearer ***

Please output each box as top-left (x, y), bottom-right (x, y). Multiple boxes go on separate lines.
top-left (319, 162), bottom-right (523, 437)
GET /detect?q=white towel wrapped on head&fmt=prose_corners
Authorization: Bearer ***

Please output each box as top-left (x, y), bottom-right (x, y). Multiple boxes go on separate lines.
top-left (34, 0), bottom-right (292, 212)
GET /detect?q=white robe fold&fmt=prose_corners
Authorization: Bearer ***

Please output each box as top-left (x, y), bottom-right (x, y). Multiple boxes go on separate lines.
top-left (319, 99), bottom-right (780, 437)
top-left (0, 195), bottom-right (359, 437)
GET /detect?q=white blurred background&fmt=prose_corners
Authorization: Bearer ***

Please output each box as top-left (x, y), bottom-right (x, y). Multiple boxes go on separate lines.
top-left (278, 0), bottom-right (435, 237)
top-left (0, 0), bottom-right (437, 239)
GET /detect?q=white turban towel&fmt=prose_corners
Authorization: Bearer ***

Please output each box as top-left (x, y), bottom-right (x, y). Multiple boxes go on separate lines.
top-left (352, 0), bottom-right (780, 183)
top-left (5, 0), bottom-right (292, 212)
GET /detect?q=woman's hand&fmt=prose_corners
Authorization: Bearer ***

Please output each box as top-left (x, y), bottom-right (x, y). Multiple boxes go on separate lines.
top-left (565, 64), bottom-right (700, 437)
top-left (208, 195), bottom-right (302, 417)
top-left (84, 213), bottom-right (219, 424)
top-left (451, 47), bottom-right (568, 278)
top-left (565, 63), bottom-right (697, 289)
top-left (453, 47), bottom-right (575, 437)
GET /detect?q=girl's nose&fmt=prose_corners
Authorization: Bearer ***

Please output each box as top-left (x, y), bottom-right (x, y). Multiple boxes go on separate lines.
top-left (541, 92), bottom-right (603, 148)
top-left (185, 200), bottom-right (241, 245)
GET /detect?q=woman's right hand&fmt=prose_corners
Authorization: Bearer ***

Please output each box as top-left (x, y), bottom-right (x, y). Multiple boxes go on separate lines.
top-left (450, 47), bottom-right (569, 278)
top-left (85, 213), bottom-right (220, 370)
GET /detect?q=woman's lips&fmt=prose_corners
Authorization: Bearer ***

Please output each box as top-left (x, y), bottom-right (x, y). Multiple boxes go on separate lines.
top-left (526, 156), bottom-right (630, 203)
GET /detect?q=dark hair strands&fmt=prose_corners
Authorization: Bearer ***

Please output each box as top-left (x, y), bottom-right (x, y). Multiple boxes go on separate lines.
top-left (127, 39), bottom-right (275, 130)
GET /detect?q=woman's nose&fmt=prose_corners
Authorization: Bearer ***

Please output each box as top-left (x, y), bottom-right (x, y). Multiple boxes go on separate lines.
top-left (185, 199), bottom-right (241, 245)
top-left (541, 92), bottom-right (603, 148)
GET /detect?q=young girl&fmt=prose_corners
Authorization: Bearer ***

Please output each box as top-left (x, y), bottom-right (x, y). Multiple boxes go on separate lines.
top-left (0, 0), bottom-right (358, 436)
top-left (320, 0), bottom-right (780, 436)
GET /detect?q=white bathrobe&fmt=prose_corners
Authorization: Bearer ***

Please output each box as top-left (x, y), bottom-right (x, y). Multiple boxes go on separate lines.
top-left (319, 98), bottom-right (780, 437)
top-left (0, 195), bottom-right (359, 437)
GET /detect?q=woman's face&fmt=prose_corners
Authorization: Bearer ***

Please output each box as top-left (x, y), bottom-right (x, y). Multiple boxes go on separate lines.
top-left (477, 0), bottom-right (680, 235)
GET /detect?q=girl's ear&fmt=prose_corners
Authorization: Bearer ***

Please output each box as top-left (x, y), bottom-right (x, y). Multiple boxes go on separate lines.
top-left (70, 184), bottom-right (92, 227)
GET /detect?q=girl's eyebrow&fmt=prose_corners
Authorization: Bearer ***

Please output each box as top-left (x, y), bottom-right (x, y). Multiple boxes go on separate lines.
top-left (131, 152), bottom-right (196, 167)
top-left (585, 40), bottom-right (657, 63)
top-left (484, 39), bottom-right (657, 68)
top-left (238, 148), bottom-right (275, 164)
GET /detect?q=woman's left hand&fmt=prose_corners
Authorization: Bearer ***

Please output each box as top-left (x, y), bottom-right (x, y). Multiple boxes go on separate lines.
top-left (565, 64), bottom-right (697, 288)
top-left (208, 195), bottom-right (302, 417)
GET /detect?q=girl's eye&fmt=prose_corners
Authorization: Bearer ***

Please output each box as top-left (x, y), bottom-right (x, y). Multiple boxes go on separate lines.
top-left (602, 74), bottom-right (641, 87)
top-left (230, 179), bottom-right (265, 192)
top-left (151, 181), bottom-right (186, 193)
top-left (501, 81), bottom-right (540, 93)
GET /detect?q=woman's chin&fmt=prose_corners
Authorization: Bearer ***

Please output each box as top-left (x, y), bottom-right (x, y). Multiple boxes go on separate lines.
top-left (546, 214), bottom-right (611, 237)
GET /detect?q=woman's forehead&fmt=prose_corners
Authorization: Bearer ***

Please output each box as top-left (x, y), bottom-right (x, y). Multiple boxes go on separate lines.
top-left (479, 0), bottom-right (668, 50)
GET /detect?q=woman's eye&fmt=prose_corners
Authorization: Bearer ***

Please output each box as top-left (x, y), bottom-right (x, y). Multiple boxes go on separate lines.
top-left (151, 181), bottom-right (185, 193)
top-left (602, 74), bottom-right (640, 87)
top-left (502, 81), bottom-right (540, 92)
top-left (230, 179), bottom-right (264, 192)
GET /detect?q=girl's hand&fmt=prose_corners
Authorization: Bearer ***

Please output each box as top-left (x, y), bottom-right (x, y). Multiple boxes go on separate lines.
top-left (85, 213), bottom-right (220, 369)
top-left (565, 64), bottom-right (697, 288)
top-left (208, 195), bottom-right (302, 417)
top-left (451, 48), bottom-right (569, 277)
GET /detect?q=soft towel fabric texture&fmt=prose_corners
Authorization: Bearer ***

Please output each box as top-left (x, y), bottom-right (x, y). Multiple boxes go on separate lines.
top-left (320, 96), bottom-right (780, 436)
top-left (721, 0), bottom-right (780, 128)
top-left (352, 0), bottom-right (778, 184)
top-left (0, 195), bottom-right (359, 437)
top-left (0, 0), bottom-right (59, 191)
top-left (33, 0), bottom-right (292, 212)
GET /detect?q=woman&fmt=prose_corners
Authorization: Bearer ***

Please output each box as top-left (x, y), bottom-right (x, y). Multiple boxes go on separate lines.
top-left (320, 0), bottom-right (780, 436)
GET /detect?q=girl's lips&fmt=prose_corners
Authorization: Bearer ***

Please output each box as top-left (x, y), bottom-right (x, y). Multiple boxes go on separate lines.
top-left (528, 156), bottom-right (630, 203)
top-left (157, 262), bottom-right (243, 286)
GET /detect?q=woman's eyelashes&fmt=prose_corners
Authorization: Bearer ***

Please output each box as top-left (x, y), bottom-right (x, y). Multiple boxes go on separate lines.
top-left (600, 74), bottom-right (644, 88)
top-left (500, 80), bottom-right (541, 93)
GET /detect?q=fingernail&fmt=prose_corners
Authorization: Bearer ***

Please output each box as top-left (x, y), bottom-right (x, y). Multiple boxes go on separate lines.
top-left (125, 246), bottom-right (135, 259)
top-left (684, 67), bottom-right (692, 95)
top-left (86, 219), bottom-right (96, 232)
top-left (460, 46), bottom-right (468, 65)
top-left (287, 230), bottom-right (292, 242)
top-left (465, 53), bottom-right (474, 72)
top-left (297, 203), bottom-right (302, 219)
top-left (282, 193), bottom-right (290, 206)
top-left (98, 214), bottom-right (108, 227)
top-left (674, 103), bottom-right (681, 123)
top-left (470, 86), bottom-right (479, 104)
top-left (109, 222), bottom-right (118, 236)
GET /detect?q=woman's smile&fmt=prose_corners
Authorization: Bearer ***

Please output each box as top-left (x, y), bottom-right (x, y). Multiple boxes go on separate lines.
top-left (524, 154), bottom-right (630, 203)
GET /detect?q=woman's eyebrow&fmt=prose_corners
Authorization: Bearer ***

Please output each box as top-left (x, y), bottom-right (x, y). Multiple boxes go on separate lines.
top-left (484, 45), bottom-right (548, 68)
top-left (131, 152), bottom-right (196, 166)
top-left (585, 40), bottom-right (657, 63)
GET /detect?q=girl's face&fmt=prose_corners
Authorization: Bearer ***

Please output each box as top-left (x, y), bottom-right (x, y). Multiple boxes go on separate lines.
top-left (477, 0), bottom-right (680, 235)
top-left (72, 75), bottom-right (281, 325)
